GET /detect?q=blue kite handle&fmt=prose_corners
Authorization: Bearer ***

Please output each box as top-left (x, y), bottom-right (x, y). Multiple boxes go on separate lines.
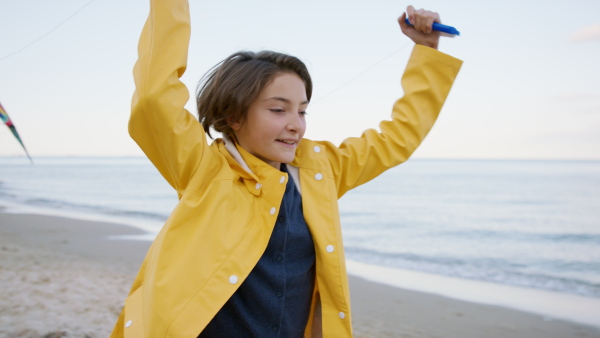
top-left (404, 17), bottom-right (460, 36)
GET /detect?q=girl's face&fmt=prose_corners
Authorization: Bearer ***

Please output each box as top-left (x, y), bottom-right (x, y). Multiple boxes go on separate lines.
top-left (231, 72), bottom-right (308, 169)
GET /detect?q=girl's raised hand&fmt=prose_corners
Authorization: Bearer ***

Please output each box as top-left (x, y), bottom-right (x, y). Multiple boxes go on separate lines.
top-left (398, 5), bottom-right (442, 50)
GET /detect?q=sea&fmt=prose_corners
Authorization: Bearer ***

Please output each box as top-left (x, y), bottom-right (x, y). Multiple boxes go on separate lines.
top-left (1, 156), bottom-right (599, 327)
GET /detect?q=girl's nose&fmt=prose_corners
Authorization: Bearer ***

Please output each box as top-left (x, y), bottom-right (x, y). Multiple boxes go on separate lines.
top-left (287, 113), bottom-right (305, 133)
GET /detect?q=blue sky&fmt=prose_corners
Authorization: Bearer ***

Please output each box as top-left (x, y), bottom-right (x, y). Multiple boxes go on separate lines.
top-left (1, 0), bottom-right (599, 159)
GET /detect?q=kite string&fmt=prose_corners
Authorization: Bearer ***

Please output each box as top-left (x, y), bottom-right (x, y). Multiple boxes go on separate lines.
top-left (2, 1), bottom-right (410, 105)
top-left (0, 0), bottom-right (96, 62)
top-left (312, 41), bottom-right (412, 105)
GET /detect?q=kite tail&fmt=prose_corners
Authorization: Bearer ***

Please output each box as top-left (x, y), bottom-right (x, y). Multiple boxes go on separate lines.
top-left (0, 101), bottom-right (33, 164)
top-left (9, 125), bottom-right (34, 164)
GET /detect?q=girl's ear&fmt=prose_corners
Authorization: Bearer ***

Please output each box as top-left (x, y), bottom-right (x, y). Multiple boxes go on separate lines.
top-left (230, 122), bottom-right (242, 131)
top-left (227, 116), bottom-right (242, 131)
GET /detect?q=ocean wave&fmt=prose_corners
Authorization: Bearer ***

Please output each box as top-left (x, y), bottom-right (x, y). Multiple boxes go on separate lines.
top-left (344, 246), bottom-right (600, 298)
top-left (436, 229), bottom-right (600, 243)
top-left (0, 194), bottom-right (169, 222)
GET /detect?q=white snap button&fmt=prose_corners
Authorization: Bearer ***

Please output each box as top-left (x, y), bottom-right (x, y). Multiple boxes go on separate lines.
top-left (125, 320), bottom-right (133, 328)
top-left (326, 245), bottom-right (334, 253)
top-left (315, 173), bottom-right (323, 181)
top-left (313, 146), bottom-right (321, 153)
top-left (255, 183), bottom-right (262, 190)
top-left (270, 207), bottom-right (276, 215)
top-left (280, 176), bottom-right (285, 184)
top-left (339, 312), bottom-right (345, 319)
top-left (229, 275), bottom-right (238, 284)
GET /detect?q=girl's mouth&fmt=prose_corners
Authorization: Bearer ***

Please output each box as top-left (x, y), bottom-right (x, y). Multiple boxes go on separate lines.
top-left (276, 139), bottom-right (296, 145)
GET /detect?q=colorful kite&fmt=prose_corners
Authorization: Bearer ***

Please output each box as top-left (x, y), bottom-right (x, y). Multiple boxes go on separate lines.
top-left (0, 101), bottom-right (33, 163)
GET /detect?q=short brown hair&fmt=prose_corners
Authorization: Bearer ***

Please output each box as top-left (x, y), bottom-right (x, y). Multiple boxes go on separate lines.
top-left (196, 51), bottom-right (312, 139)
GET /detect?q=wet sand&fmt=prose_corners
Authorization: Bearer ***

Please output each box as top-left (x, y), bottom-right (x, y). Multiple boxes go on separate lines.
top-left (1, 211), bottom-right (599, 337)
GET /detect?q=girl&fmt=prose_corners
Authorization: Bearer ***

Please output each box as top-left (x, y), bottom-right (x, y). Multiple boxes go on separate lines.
top-left (111, 0), bottom-right (462, 337)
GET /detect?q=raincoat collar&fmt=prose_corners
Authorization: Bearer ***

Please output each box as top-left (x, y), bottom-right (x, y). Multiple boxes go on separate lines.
top-left (220, 136), bottom-right (302, 194)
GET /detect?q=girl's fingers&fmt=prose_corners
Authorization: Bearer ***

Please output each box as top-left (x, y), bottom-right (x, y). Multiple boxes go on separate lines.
top-left (414, 9), bottom-right (422, 31)
top-left (425, 15), bottom-right (435, 34)
top-left (398, 12), bottom-right (410, 35)
top-left (402, 5), bottom-right (442, 48)
top-left (406, 5), bottom-right (415, 25)
top-left (406, 5), bottom-right (440, 34)
top-left (398, 12), bottom-right (407, 28)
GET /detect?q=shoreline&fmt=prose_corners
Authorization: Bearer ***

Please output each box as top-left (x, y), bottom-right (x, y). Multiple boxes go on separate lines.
top-left (347, 260), bottom-right (600, 329)
top-left (1, 210), bottom-right (599, 337)
top-left (3, 201), bottom-right (600, 326)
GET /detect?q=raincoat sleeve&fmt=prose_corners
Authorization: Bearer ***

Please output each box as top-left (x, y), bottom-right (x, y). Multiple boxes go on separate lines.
top-left (128, 0), bottom-right (209, 194)
top-left (327, 45), bottom-right (462, 197)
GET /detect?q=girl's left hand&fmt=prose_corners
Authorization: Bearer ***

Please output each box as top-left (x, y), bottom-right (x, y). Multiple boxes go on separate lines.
top-left (398, 5), bottom-right (442, 50)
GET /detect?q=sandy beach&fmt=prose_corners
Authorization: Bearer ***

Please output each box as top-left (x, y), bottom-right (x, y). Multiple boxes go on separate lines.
top-left (1, 210), bottom-right (599, 338)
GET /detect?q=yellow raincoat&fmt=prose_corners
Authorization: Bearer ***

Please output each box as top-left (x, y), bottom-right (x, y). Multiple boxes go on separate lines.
top-left (110, 0), bottom-right (462, 336)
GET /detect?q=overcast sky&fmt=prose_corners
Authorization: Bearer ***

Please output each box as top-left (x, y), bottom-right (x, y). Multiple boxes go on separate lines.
top-left (1, 0), bottom-right (599, 159)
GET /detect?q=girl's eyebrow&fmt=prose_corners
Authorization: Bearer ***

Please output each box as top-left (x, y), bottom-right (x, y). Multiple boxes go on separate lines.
top-left (264, 96), bottom-right (309, 105)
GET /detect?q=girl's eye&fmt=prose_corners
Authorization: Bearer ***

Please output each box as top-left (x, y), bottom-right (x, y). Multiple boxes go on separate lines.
top-left (269, 109), bottom-right (284, 113)
top-left (299, 111), bottom-right (307, 116)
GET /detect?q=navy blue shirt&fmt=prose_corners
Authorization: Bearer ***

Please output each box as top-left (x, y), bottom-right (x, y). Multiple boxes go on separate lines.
top-left (199, 165), bottom-right (316, 337)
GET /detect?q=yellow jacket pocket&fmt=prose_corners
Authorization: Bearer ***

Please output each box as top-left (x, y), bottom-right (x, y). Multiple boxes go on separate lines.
top-left (124, 287), bottom-right (145, 337)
